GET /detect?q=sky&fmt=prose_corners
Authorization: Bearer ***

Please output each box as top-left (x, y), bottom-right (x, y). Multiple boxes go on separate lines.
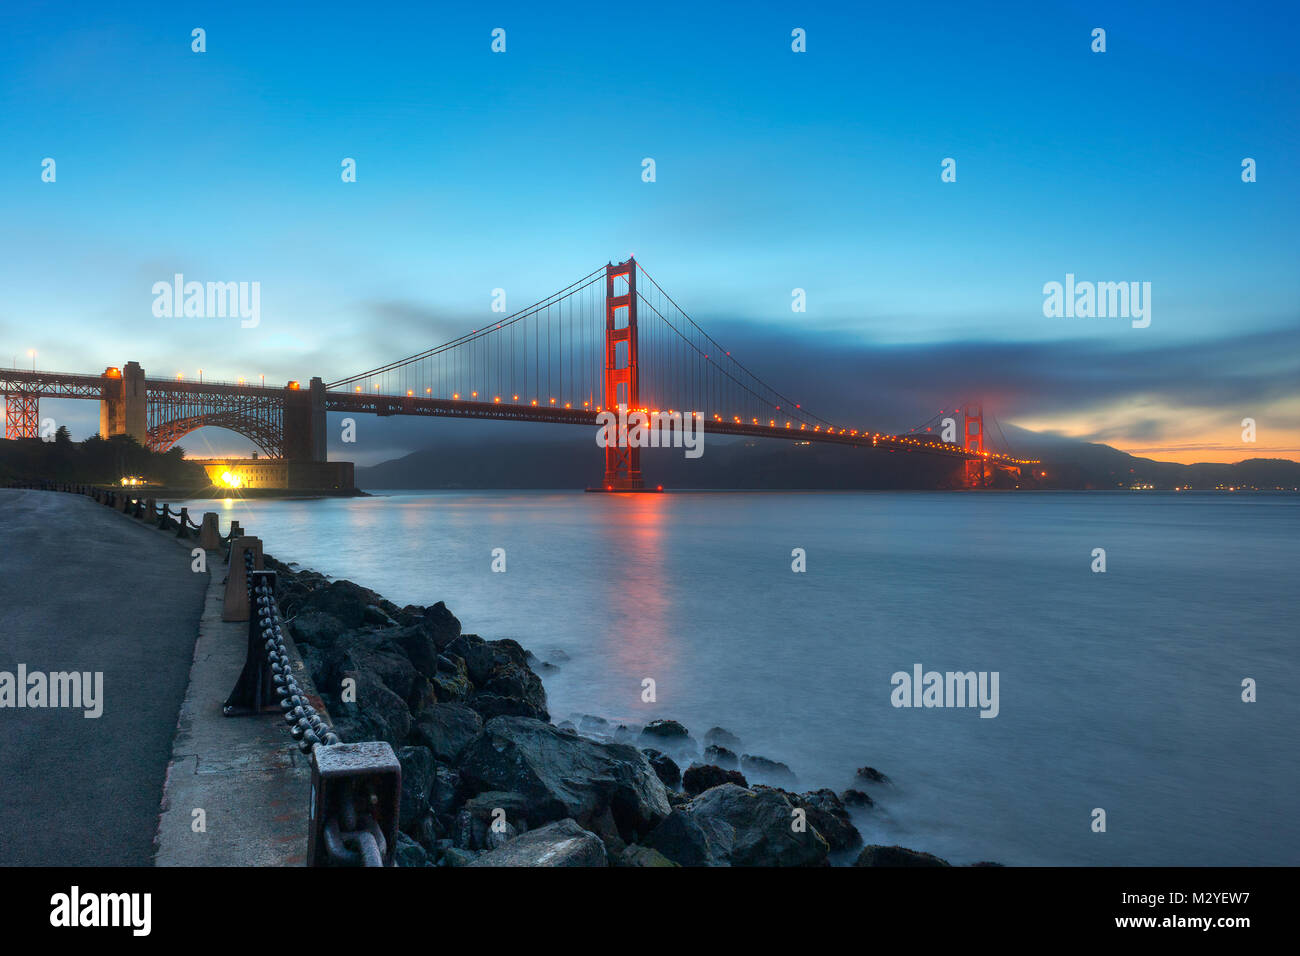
top-left (1, 0), bottom-right (1297, 464)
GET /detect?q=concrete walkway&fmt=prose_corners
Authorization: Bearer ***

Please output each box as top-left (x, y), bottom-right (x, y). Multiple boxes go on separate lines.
top-left (0, 489), bottom-right (208, 865)
top-left (153, 562), bottom-right (321, 866)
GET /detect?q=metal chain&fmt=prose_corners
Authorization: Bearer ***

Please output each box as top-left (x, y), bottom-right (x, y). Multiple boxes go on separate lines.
top-left (245, 549), bottom-right (340, 753)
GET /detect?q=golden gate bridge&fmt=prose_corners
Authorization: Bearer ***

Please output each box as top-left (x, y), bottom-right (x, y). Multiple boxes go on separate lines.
top-left (1, 258), bottom-right (1036, 488)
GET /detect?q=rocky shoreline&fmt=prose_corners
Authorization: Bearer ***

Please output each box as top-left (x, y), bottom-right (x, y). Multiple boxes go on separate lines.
top-left (267, 554), bottom-right (977, 867)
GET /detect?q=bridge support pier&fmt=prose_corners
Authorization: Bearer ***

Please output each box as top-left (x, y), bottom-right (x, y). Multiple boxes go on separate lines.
top-left (283, 377), bottom-right (327, 462)
top-left (100, 362), bottom-right (147, 445)
top-left (3, 389), bottom-right (39, 439)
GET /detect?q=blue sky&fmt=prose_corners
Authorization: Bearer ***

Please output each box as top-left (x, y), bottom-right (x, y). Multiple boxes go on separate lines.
top-left (1, 0), bottom-right (1297, 462)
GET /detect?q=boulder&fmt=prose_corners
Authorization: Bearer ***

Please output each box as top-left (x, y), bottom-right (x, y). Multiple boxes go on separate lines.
top-left (419, 601), bottom-right (462, 649)
top-left (641, 748), bottom-right (682, 788)
top-left (703, 744), bottom-right (738, 769)
top-left (299, 579), bottom-right (381, 629)
top-left (703, 726), bottom-right (742, 750)
top-left (463, 790), bottom-right (536, 831)
top-left (329, 670), bottom-right (411, 747)
top-left (395, 832), bottom-right (430, 867)
top-left (841, 789), bottom-right (874, 808)
top-left (854, 844), bottom-right (950, 867)
top-left (471, 662), bottom-right (548, 721)
top-left (618, 845), bottom-right (678, 867)
top-left (412, 703), bottom-right (484, 764)
top-left (640, 718), bottom-right (691, 743)
top-left (682, 763), bottom-right (747, 797)
top-left (458, 716), bottom-right (670, 842)
top-left (289, 611), bottom-right (347, 649)
top-left (855, 766), bottom-right (891, 785)
top-left (645, 784), bottom-right (829, 867)
top-left (397, 746), bottom-right (437, 831)
top-left (387, 625), bottom-right (442, 680)
top-left (791, 788), bottom-right (861, 852)
top-left (429, 765), bottom-right (461, 816)
top-left (740, 754), bottom-right (797, 786)
top-left (467, 819), bottom-right (608, 867)
top-left (430, 654), bottom-right (473, 703)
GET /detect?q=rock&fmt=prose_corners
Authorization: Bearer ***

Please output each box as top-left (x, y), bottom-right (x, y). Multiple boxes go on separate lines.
top-left (855, 766), bottom-right (891, 784)
top-left (791, 788), bottom-right (861, 852)
top-left (418, 601), bottom-right (462, 649)
top-left (429, 765), bottom-right (461, 815)
top-left (640, 718), bottom-right (691, 742)
top-left (299, 579), bottom-right (381, 629)
top-left (618, 845), bottom-right (678, 867)
top-left (577, 714), bottom-right (610, 734)
top-left (387, 625), bottom-right (442, 680)
top-left (395, 832), bottom-right (430, 867)
top-left (414, 813), bottom-right (443, 853)
top-left (641, 749), bottom-right (681, 788)
top-left (412, 703), bottom-right (484, 764)
top-left (472, 661), bottom-right (548, 722)
top-left (463, 790), bottom-right (535, 831)
top-left (969, 861), bottom-right (1006, 867)
top-left (704, 727), bottom-right (742, 750)
top-left (740, 754), bottom-right (797, 786)
top-left (556, 720), bottom-right (576, 732)
top-left (703, 744), bottom-right (738, 769)
top-left (445, 634), bottom-right (495, 684)
top-left (841, 789), bottom-right (874, 808)
top-left (439, 846), bottom-right (479, 867)
top-left (397, 746), bottom-right (437, 831)
top-left (682, 763), bottom-right (748, 797)
top-left (458, 716), bottom-right (670, 843)
top-left (290, 611), bottom-right (346, 648)
top-left (430, 654), bottom-right (473, 703)
top-left (854, 845), bottom-right (951, 867)
top-left (363, 604), bottom-right (395, 626)
top-left (467, 819), bottom-right (608, 867)
top-left (329, 670), bottom-right (411, 747)
top-left (645, 784), bottom-right (829, 867)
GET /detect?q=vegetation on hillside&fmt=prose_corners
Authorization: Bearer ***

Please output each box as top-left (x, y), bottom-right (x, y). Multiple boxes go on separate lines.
top-left (0, 429), bottom-right (206, 487)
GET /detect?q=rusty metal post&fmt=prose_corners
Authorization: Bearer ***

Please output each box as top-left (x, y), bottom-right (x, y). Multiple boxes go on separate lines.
top-left (309, 743), bottom-right (401, 867)
top-left (222, 536), bottom-right (263, 621)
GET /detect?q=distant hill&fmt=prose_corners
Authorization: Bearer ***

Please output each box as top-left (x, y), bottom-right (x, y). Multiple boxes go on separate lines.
top-left (355, 426), bottom-right (1300, 492)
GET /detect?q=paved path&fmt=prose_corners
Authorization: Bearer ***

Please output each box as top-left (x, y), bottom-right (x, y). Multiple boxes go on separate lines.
top-left (0, 489), bottom-right (208, 865)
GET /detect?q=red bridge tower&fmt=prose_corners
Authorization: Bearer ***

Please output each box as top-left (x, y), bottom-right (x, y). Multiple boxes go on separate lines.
top-left (601, 258), bottom-right (644, 490)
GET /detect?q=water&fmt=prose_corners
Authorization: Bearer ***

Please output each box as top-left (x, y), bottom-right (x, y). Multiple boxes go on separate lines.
top-left (199, 490), bottom-right (1300, 865)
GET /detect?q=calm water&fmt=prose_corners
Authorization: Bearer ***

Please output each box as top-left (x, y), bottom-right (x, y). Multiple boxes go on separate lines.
top-left (198, 490), bottom-right (1300, 865)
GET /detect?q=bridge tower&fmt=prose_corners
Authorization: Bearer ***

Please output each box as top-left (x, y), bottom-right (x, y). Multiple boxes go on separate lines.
top-left (602, 258), bottom-right (643, 489)
top-left (100, 361), bottom-right (147, 444)
top-left (963, 403), bottom-right (987, 487)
